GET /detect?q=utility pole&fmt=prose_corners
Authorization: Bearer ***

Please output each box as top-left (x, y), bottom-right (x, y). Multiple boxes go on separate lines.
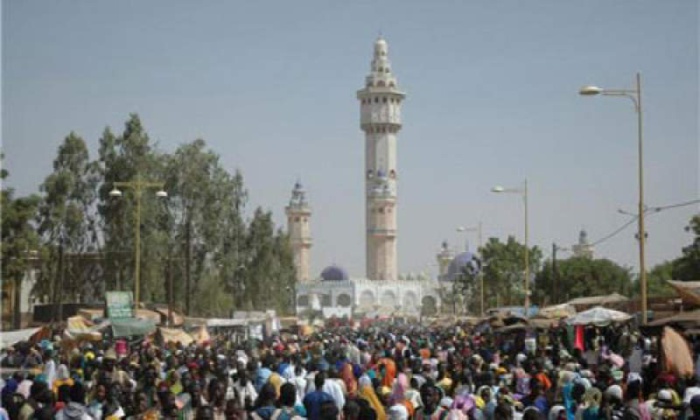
top-left (166, 253), bottom-right (173, 327)
top-left (185, 220), bottom-right (192, 316)
top-left (56, 239), bottom-right (65, 323)
top-left (552, 243), bottom-right (558, 305)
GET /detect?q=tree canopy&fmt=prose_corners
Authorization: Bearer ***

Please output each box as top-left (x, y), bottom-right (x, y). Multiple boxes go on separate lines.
top-left (9, 114), bottom-right (297, 318)
top-left (533, 256), bottom-right (632, 305)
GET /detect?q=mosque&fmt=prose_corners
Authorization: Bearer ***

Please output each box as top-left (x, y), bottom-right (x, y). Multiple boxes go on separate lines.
top-left (287, 38), bottom-right (479, 319)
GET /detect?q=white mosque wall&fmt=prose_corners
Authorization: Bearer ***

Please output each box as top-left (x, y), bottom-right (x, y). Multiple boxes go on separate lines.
top-left (295, 278), bottom-right (442, 318)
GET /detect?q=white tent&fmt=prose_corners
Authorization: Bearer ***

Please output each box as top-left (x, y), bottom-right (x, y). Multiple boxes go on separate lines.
top-left (0, 327), bottom-right (41, 349)
top-left (566, 306), bottom-right (631, 326)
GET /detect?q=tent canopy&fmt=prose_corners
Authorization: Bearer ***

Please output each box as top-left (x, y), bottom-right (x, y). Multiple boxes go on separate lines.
top-left (567, 293), bottom-right (628, 307)
top-left (566, 306), bottom-right (632, 326)
top-left (111, 318), bottom-right (156, 337)
top-left (0, 328), bottom-right (41, 349)
top-left (158, 327), bottom-right (193, 345)
top-left (647, 309), bottom-right (700, 328)
top-left (667, 281), bottom-right (700, 306)
top-left (537, 303), bottom-right (576, 319)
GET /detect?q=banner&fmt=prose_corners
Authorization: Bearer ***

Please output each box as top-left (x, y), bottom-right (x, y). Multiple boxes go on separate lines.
top-left (106, 291), bottom-right (133, 319)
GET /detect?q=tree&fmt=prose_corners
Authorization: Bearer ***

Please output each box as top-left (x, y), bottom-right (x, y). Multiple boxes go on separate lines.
top-left (97, 114), bottom-right (167, 303)
top-left (162, 140), bottom-right (248, 315)
top-left (672, 215), bottom-right (700, 281)
top-left (36, 133), bottom-right (102, 304)
top-left (1, 156), bottom-right (41, 328)
top-left (480, 236), bottom-right (542, 309)
top-left (451, 257), bottom-right (482, 314)
top-left (533, 257), bottom-right (632, 304)
top-left (646, 261), bottom-right (675, 298)
top-left (10, 114), bottom-right (297, 319)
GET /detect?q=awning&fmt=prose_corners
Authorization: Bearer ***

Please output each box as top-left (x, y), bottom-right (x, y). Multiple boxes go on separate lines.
top-left (538, 303), bottom-right (576, 319)
top-left (667, 281), bottom-right (700, 306)
top-left (567, 293), bottom-right (628, 307)
top-left (0, 328), bottom-right (42, 349)
top-left (647, 309), bottom-right (700, 328)
top-left (158, 327), bottom-right (194, 345)
top-left (64, 316), bottom-right (106, 341)
top-left (566, 306), bottom-right (632, 326)
top-left (206, 318), bottom-right (249, 327)
top-left (111, 318), bottom-right (156, 337)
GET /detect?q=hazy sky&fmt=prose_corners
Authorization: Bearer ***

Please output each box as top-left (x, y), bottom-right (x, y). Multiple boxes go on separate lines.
top-left (3, 1), bottom-right (698, 279)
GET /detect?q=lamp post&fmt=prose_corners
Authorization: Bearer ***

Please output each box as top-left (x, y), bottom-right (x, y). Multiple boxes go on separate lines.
top-left (552, 243), bottom-right (569, 305)
top-left (492, 180), bottom-right (530, 315)
top-left (456, 223), bottom-right (483, 252)
top-left (110, 173), bottom-right (167, 309)
top-left (579, 72), bottom-right (647, 324)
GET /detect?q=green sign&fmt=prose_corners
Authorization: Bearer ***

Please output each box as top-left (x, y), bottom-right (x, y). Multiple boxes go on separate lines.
top-left (106, 291), bottom-right (134, 319)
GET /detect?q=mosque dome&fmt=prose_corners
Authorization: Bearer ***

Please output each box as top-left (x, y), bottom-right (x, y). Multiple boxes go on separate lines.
top-left (320, 265), bottom-right (349, 281)
top-left (445, 251), bottom-right (480, 281)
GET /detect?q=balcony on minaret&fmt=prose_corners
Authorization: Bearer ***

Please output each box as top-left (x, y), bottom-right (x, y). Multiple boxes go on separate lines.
top-left (368, 228), bottom-right (396, 237)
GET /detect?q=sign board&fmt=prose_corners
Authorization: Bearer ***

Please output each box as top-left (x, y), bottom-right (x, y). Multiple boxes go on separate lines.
top-left (105, 291), bottom-right (133, 319)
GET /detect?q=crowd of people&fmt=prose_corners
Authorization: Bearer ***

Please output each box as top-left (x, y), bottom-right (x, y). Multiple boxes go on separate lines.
top-left (1, 319), bottom-right (699, 420)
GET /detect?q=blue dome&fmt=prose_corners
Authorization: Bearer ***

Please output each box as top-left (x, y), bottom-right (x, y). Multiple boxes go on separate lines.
top-left (445, 252), bottom-right (480, 281)
top-left (321, 265), bottom-right (349, 281)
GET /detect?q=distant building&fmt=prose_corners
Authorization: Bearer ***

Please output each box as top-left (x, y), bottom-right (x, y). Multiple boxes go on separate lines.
top-left (572, 229), bottom-right (594, 259)
top-left (1, 250), bottom-right (40, 329)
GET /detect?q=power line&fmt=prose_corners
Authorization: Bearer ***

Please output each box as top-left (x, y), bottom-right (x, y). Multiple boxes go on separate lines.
top-left (592, 198), bottom-right (699, 247)
top-left (591, 216), bottom-right (638, 247)
top-left (650, 198), bottom-right (700, 212)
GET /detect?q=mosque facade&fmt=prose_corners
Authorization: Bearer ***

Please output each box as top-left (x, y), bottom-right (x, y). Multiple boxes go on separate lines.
top-left (288, 38), bottom-right (483, 319)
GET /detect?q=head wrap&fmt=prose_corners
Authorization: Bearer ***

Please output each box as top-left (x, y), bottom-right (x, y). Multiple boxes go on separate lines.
top-left (605, 385), bottom-right (623, 401)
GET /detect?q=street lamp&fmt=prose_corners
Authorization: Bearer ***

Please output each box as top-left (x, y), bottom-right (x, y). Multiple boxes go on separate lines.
top-left (110, 173), bottom-right (167, 309)
top-left (491, 180), bottom-right (530, 315)
top-left (578, 73), bottom-right (647, 324)
top-left (456, 223), bottom-right (483, 252)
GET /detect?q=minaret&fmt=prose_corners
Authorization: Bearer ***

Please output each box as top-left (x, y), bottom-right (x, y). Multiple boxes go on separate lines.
top-left (285, 181), bottom-right (312, 282)
top-left (572, 229), bottom-right (594, 259)
top-left (436, 240), bottom-right (454, 281)
top-left (357, 37), bottom-right (405, 280)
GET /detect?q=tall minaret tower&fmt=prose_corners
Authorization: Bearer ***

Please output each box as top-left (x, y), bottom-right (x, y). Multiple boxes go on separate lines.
top-left (357, 37), bottom-right (406, 280)
top-left (285, 181), bottom-right (312, 282)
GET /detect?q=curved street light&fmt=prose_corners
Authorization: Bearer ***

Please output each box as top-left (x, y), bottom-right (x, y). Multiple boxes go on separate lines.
top-left (578, 72), bottom-right (647, 324)
top-left (110, 174), bottom-right (167, 309)
top-left (491, 180), bottom-right (529, 315)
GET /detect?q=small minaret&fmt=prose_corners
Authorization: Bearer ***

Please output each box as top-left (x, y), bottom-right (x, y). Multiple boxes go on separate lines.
top-left (285, 181), bottom-right (312, 282)
top-left (436, 240), bottom-right (454, 281)
top-left (357, 37), bottom-right (406, 280)
top-left (572, 229), bottom-right (594, 259)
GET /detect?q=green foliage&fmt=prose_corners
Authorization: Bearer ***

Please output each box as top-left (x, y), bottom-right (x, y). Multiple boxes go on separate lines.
top-left (533, 257), bottom-right (632, 304)
top-left (97, 115), bottom-right (165, 298)
top-left (480, 236), bottom-right (542, 309)
top-left (36, 132), bottom-right (102, 302)
top-left (646, 261), bottom-right (675, 297)
top-left (238, 209), bottom-right (296, 314)
top-left (1, 158), bottom-right (41, 328)
top-left (15, 113), bottom-right (297, 318)
top-left (672, 215), bottom-right (700, 281)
